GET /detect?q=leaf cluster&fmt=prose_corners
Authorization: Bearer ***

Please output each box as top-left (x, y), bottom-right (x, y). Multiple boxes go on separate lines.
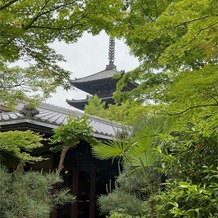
top-left (0, 0), bottom-right (127, 107)
top-left (0, 167), bottom-right (74, 218)
top-left (152, 128), bottom-right (218, 217)
top-left (0, 130), bottom-right (44, 162)
top-left (111, 0), bottom-right (218, 128)
top-left (93, 116), bottom-right (174, 216)
top-left (50, 115), bottom-right (96, 150)
top-left (85, 95), bottom-right (149, 125)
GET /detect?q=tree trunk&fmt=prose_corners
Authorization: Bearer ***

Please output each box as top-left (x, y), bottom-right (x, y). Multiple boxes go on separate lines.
top-left (14, 161), bottom-right (26, 176)
top-left (57, 145), bottom-right (70, 176)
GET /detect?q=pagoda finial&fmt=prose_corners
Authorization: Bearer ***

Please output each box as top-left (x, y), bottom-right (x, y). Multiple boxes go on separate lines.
top-left (108, 37), bottom-right (115, 65)
top-left (106, 37), bottom-right (116, 70)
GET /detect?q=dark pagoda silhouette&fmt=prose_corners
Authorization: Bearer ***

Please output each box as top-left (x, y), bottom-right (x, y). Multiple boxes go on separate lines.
top-left (67, 38), bottom-right (137, 110)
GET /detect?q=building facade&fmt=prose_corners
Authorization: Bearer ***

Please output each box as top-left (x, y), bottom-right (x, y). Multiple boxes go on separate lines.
top-left (0, 103), bottom-right (126, 217)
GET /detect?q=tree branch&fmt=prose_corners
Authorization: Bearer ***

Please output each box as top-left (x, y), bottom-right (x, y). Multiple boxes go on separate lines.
top-left (173, 16), bottom-right (209, 28)
top-left (22, 0), bottom-right (77, 30)
top-left (0, 0), bottom-right (19, 10)
top-left (22, 0), bottom-right (50, 30)
top-left (168, 103), bottom-right (218, 116)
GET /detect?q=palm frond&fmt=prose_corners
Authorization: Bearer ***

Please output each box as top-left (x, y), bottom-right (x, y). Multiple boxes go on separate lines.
top-left (92, 140), bottom-right (130, 160)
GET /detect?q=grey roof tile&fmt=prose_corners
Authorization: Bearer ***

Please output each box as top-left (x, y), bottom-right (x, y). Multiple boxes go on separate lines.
top-left (0, 102), bottom-right (126, 140)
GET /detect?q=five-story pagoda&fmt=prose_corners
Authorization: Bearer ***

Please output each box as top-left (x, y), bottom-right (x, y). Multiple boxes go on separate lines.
top-left (66, 38), bottom-right (137, 110)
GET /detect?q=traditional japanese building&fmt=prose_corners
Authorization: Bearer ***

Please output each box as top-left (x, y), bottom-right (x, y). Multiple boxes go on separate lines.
top-left (0, 102), bottom-right (126, 218)
top-left (0, 38), bottom-right (135, 218)
top-left (67, 38), bottom-right (137, 110)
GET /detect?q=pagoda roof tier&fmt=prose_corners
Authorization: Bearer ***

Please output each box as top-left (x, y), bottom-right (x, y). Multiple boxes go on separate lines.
top-left (71, 64), bottom-right (123, 93)
top-left (73, 64), bottom-right (120, 83)
top-left (66, 96), bottom-right (114, 111)
top-left (71, 66), bottom-right (137, 96)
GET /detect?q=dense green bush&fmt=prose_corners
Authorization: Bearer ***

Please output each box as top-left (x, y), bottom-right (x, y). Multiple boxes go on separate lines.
top-left (153, 130), bottom-right (218, 217)
top-left (0, 167), bottom-right (74, 218)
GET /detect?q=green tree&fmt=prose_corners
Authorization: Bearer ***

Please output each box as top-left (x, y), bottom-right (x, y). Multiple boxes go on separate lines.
top-left (0, 130), bottom-right (44, 163)
top-left (92, 116), bottom-right (174, 217)
top-left (0, 167), bottom-right (74, 218)
top-left (84, 95), bottom-right (106, 115)
top-left (115, 0), bottom-right (218, 72)
top-left (50, 115), bottom-right (97, 175)
top-left (113, 0), bottom-right (218, 128)
top-left (0, 0), bottom-right (126, 108)
top-left (94, 1), bottom-right (218, 217)
top-left (0, 130), bottom-right (74, 217)
top-left (85, 95), bottom-right (149, 125)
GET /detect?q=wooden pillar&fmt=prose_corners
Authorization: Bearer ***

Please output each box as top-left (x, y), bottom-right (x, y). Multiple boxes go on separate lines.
top-left (89, 168), bottom-right (96, 218)
top-left (71, 169), bottom-right (79, 218)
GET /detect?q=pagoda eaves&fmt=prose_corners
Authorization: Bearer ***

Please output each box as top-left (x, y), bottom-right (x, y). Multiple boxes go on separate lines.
top-left (67, 38), bottom-right (137, 110)
top-left (66, 96), bottom-right (114, 111)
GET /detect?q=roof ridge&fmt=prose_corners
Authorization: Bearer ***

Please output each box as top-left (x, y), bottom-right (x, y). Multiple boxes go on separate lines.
top-left (40, 102), bottom-right (74, 114)
top-left (87, 113), bottom-right (124, 128)
top-left (72, 68), bottom-right (121, 82)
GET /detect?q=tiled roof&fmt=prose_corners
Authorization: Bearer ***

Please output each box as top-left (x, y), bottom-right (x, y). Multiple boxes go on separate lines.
top-left (66, 96), bottom-right (114, 110)
top-left (0, 102), bottom-right (126, 140)
top-left (71, 67), bottom-right (122, 84)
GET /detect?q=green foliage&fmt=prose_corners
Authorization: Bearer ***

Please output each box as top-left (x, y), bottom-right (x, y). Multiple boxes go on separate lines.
top-left (93, 116), bottom-right (174, 216)
top-left (93, 115), bottom-right (174, 168)
top-left (104, 101), bottom-right (149, 125)
top-left (85, 95), bottom-right (149, 125)
top-left (92, 139), bottom-right (130, 161)
top-left (0, 0), bottom-right (126, 107)
top-left (95, 1), bottom-right (218, 217)
top-left (157, 128), bottom-right (218, 180)
top-left (154, 178), bottom-right (218, 218)
top-left (84, 95), bottom-right (106, 115)
top-left (112, 0), bottom-right (218, 124)
top-left (0, 166), bottom-right (74, 218)
top-left (118, 0), bottom-right (218, 71)
top-left (0, 130), bottom-right (44, 162)
top-left (152, 129), bottom-right (218, 217)
top-left (98, 189), bottom-right (145, 217)
top-left (50, 115), bottom-right (97, 174)
top-left (50, 115), bottom-right (96, 149)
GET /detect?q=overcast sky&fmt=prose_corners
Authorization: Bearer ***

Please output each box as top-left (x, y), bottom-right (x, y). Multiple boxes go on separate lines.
top-left (46, 31), bottom-right (139, 109)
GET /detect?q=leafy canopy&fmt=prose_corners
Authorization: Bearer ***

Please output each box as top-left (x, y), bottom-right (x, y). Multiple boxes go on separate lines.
top-left (0, 0), bottom-right (126, 107)
top-left (112, 0), bottom-right (218, 133)
top-left (50, 115), bottom-right (97, 174)
top-left (50, 115), bottom-right (95, 149)
top-left (92, 1), bottom-right (218, 217)
top-left (85, 95), bottom-right (149, 125)
top-left (0, 130), bottom-right (44, 162)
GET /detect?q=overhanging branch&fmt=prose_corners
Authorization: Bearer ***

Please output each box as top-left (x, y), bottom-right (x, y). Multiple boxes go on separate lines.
top-left (168, 103), bottom-right (218, 116)
top-left (0, 0), bottom-right (19, 10)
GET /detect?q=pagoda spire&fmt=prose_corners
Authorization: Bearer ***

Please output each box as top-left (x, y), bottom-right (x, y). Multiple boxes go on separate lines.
top-left (106, 37), bottom-right (116, 70)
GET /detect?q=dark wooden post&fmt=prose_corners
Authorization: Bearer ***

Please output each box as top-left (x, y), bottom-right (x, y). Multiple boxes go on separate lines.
top-left (71, 169), bottom-right (79, 218)
top-left (89, 168), bottom-right (96, 218)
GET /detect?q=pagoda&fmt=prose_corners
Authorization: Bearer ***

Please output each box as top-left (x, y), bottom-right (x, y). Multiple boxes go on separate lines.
top-left (66, 38), bottom-right (137, 110)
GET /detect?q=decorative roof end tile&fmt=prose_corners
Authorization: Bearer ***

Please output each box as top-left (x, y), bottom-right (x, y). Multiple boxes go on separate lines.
top-left (19, 106), bottom-right (39, 119)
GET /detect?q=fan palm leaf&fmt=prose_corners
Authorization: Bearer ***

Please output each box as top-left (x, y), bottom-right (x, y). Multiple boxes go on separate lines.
top-left (92, 139), bottom-right (131, 160)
